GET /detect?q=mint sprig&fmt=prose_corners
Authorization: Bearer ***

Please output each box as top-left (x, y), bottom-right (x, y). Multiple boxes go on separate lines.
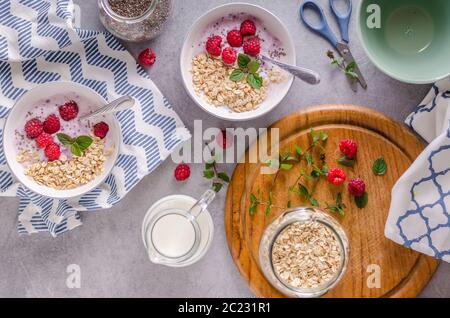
top-left (326, 193), bottom-right (347, 216)
top-left (57, 133), bottom-right (93, 157)
top-left (229, 53), bottom-right (264, 89)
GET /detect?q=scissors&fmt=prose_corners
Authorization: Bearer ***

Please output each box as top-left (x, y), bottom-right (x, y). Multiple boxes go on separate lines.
top-left (300, 0), bottom-right (367, 89)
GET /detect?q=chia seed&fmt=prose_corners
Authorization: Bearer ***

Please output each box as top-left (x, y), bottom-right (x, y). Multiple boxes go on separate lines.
top-left (108, 0), bottom-right (152, 18)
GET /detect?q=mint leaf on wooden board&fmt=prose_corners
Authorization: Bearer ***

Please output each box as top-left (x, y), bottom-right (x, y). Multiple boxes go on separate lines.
top-left (373, 157), bottom-right (387, 176)
top-left (355, 192), bottom-right (369, 209)
top-left (338, 156), bottom-right (355, 167)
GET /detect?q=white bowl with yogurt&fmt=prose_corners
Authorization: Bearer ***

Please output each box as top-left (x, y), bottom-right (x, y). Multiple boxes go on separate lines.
top-left (180, 3), bottom-right (296, 121)
top-left (3, 81), bottom-right (121, 199)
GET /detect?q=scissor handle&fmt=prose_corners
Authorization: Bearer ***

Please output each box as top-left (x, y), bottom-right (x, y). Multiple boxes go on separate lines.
top-left (329, 0), bottom-right (352, 43)
top-left (300, 0), bottom-right (338, 48)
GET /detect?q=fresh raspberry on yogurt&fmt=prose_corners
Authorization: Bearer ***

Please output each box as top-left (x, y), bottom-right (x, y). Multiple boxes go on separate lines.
top-left (44, 143), bottom-right (61, 161)
top-left (93, 122), bottom-right (109, 139)
top-left (35, 132), bottom-right (53, 149)
top-left (24, 118), bottom-right (43, 139)
top-left (222, 47), bottom-right (237, 65)
top-left (205, 35), bottom-right (222, 57)
top-left (227, 30), bottom-right (243, 47)
top-left (43, 114), bottom-right (61, 134)
top-left (240, 20), bottom-right (257, 36)
top-left (243, 37), bottom-right (261, 56)
top-left (59, 101), bottom-right (79, 121)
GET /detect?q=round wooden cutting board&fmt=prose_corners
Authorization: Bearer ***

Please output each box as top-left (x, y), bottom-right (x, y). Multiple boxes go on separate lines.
top-left (225, 105), bottom-right (439, 298)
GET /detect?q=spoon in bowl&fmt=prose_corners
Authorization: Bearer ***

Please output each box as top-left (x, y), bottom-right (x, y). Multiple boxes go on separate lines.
top-left (260, 54), bottom-right (321, 85)
top-left (80, 95), bottom-right (135, 121)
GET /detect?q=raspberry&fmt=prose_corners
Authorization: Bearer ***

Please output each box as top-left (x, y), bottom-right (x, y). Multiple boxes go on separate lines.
top-left (348, 178), bottom-right (366, 197)
top-left (24, 118), bottom-right (43, 139)
top-left (327, 168), bottom-right (346, 185)
top-left (221, 47), bottom-right (237, 65)
top-left (217, 130), bottom-right (233, 149)
top-left (339, 139), bottom-right (358, 159)
top-left (205, 36), bottom-right (222, 57)
top-left (44, 143), bottom-right (60, 161)
top-left (43, 114), bottom-right (60, 134)
top-left (59, 101), bottom-right (79, 121)
top-left (240, 20), bottom-right (257, 36)
top-left (210, 35), bottom-right (222, 47)
top-left (243, 37), bottom-right (260, 56)
top-left (93, 122), bottom-right (109, 139)
top-left (35, 132), bottom-right (53, 149)
top-left (226, 30), bottom-right (243, 47)
top-left (174, 163), bottom-right (190, 182)
top-left (138, 48), bottom-right (156, 67)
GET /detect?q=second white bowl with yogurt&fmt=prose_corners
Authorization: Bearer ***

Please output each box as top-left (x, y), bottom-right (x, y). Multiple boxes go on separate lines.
top-left (180, 3), bottom-right (296, 121)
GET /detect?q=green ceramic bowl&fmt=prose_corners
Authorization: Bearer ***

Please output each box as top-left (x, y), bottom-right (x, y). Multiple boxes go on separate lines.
top-left (357, 0), bottom-right (450, 84)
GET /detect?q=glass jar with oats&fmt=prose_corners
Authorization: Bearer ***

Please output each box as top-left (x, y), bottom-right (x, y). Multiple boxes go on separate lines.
top-left (259, 207), bottom-right (349, 298)
top-left (98, 0), bottom-right (172, 42)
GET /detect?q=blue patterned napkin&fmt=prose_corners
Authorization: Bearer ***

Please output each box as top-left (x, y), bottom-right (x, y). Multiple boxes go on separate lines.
top-left (386, 78), bottom-right (450, 262)
top-left (0, 0), bottom-right (190, 236)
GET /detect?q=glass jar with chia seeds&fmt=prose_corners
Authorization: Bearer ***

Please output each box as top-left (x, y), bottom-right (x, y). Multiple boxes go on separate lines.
top-left (98, 0), bottom-right (172, 42)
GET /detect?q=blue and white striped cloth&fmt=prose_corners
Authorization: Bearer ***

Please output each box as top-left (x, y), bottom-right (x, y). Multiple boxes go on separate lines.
top-left (387, 77), bottom-right (450, 262)
top-left (0, 0), bottom-right (190, 236)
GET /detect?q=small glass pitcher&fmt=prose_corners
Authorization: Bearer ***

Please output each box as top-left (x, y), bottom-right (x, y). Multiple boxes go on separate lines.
top-left (143, 190), bottom-right (215, 267)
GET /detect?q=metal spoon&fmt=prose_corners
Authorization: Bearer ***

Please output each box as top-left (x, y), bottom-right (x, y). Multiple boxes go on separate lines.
top-left (80, 96), bottom-right (135, 121)
top-left (260, 54), bottom-right (321, 85)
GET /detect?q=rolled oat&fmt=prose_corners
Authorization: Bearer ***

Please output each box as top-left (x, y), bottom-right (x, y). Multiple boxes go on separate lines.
top-left (24, 138), bottom-right (112, 190)
top-left (271, 221), bottom-right (343, 289)
top-left (191, 53), bottom-right (268, 113)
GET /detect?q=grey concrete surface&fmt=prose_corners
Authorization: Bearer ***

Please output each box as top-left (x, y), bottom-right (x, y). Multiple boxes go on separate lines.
top-left (0, 0), bottom-right (448, 298)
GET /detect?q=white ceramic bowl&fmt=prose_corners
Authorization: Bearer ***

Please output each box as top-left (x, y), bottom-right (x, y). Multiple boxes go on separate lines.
top-left (3, 81), bottom-right (121, 199)
top-left (180, 2), bottom-right (296, 121)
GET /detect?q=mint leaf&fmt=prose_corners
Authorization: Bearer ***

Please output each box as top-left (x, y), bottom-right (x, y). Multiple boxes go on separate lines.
top-left (218, 172), bottom-right (230, 183)
top-left (305, 152), bottom-right (314, 166)
top-left (76, 136), bottom-right (93, 150)
top-left (373, 157), bottom-right (387, 176)
top-left (345, 61), bottom-right (356, 72)
top-left (57, 133), bottom-right (74, 147)
top-left (247, 73), bottom-right (263, 89)
top-left (247, 60), bottom-right (260, 74)
top-left (71, 143), bottom-right (82, 157)
top-left (319, 131), bottom-right (328, 142)
top-left (280, 163), bottom-right (293, 171)
top-left (238, 53), bottom-right (251, 68)
top-left (338, 156), bottom-right (355, 167)
top-left (230, 69), bottom-right (245, 82)
top-left (212, 183), bottom-right (223, 193)
top-left (266, 192), bottom-right (273, 216)
top-left (203, 170), bottom-right (215, 179)
top-left (295, 145), bottom-right (303, 157)
top-left (355, 192), bottom-right (369, 209)
top-left (297, 184), bottom-right (319, 207)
